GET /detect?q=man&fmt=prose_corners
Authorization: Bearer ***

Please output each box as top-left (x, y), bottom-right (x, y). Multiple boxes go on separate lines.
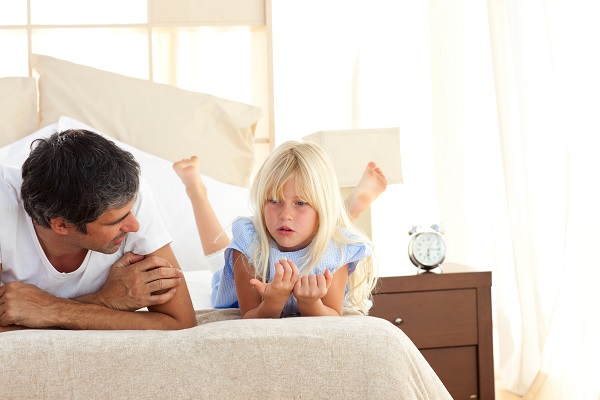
top-left (0, 130), bottom-right (196, 332)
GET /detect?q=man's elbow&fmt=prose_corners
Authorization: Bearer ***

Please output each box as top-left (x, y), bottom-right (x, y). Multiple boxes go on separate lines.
top-left (176, 318), bottom-right (198, 330)
top-left (168, 312), bottom-right (197, 330)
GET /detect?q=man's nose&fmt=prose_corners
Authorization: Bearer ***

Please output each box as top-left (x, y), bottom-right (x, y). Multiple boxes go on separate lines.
top-left (122, 213), bottom-right (140, 233)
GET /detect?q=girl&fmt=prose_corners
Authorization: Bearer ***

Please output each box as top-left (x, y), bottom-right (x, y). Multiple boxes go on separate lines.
top-left (174, 141), bottom-right (387, 318)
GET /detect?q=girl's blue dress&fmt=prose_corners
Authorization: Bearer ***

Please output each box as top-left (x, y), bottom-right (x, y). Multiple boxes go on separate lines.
top-left (211, 217), bottom-right (371, 316)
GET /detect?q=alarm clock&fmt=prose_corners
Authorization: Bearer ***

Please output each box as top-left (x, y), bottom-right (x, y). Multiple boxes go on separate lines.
top-left (408, 225), bottom-right (446, 271)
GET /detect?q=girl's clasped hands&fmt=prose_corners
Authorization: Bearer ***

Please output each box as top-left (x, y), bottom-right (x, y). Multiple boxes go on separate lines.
top-left (249, 258), bottom-right (333, 309)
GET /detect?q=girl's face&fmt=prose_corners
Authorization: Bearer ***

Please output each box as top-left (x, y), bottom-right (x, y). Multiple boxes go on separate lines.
top-left (264, 177), bottom-right (319, 252)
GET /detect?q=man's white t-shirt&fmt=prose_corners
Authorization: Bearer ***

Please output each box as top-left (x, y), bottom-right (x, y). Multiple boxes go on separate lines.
top-left (0, 164), bottom-right (172, 298)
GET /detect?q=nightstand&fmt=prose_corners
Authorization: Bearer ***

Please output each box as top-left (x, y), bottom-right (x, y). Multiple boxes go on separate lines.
top-left (369, 264), bottom-right (495, 400)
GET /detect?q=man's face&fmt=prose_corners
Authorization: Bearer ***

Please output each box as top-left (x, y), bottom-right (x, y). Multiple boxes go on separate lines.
top-left (68, 198), bottom-right (140, 254)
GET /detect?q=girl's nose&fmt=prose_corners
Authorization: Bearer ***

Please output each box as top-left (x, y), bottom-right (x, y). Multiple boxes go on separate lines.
top-left (279, 204), bottom-right (293, 220)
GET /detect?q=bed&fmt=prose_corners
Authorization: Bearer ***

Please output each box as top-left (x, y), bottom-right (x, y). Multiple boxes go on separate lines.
top-left (0, 53), bottom-right (451, 399)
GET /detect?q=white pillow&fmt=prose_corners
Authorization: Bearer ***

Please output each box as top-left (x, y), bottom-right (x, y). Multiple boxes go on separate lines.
top-left (0, 77), bottom-right (39, 148)
top-left (0, 116), bottom-right (252, 274)
top-left (0, 123), bottom-right (58, 167)
top-left (32, 54), bottom-right (262, 187)
top-left (184, 270), bottom-right (214, 310)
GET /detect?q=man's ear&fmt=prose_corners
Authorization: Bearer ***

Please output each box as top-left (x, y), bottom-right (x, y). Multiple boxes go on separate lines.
top-left (49, 218), bottom-right (72, 235)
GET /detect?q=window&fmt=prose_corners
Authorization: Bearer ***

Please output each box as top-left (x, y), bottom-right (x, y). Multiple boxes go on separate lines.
top-left (0, 0), bottom-right (272, 158)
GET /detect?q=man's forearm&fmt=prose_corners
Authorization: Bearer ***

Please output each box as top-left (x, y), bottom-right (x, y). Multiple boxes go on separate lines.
top-left (0, 247), bottom-right (197, 331)
top-left (42, 297), bottom-right (194, 330)
top-left (0, 325), bottom-right (28, 333)
top-left (0, 282), bottom-right (195, 331)
top-left (74, 292), bottom-right (104, 306)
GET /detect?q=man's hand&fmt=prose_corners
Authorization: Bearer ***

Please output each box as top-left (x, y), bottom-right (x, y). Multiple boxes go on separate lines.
top-left (79, 252), bottom-right (183, 311)
top-left (0, 281), bottom-right (63, 329)
top-left (1, 247), bottom-right (194, 331)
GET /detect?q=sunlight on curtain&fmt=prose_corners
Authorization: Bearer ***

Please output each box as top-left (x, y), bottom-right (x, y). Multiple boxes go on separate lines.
top-left (0, 31), bottom-right (28, 76)
top-left (429, 0), bottom-right (508, 270)
top-left (519, 0), bottom-right (600, 398)
top-left (32, 28), bottom-right (149, 79)
top-left (153, 27), bottom-right (254, 105)
top-left (29, 0), bottom-right (146, 24)
top-left (271, 0), bottom-right (439, 276)
top-left (0, 1), bottom-right (26, 25)
top-left (0, 1), bottom-right (27, 76)
top-left (488, 0), bottom-right (569, 393)
top-left (441, 0), bottom-right (600, 397)
top-left (274, 0), bottom-right (600, 397)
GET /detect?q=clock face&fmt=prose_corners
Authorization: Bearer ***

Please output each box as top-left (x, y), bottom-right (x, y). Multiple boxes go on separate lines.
top-left (409, 232), bottom-right (446, 268)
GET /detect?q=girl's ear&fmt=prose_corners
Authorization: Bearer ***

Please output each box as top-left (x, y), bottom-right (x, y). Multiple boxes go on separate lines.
top-left (49, 218), bottom-right (71, 235)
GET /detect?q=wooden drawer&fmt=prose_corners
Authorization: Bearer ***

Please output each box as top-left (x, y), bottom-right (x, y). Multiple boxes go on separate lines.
top-left (370, 289), bottom-right (478, 349)
top-left (421, 346), bottom-right (479, 400)
top-left (371, 270), bottom-right (495, 399)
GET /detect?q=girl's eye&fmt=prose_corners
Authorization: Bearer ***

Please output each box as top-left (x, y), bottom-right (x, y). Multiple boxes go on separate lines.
top-left (268, 199), bottom-right (279, 204)
top-left (296, 201), bottom-right (308, 206)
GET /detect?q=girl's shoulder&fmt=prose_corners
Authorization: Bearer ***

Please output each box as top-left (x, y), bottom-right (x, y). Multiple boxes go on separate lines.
top-left (232, 216), bottom-right (256, 235)
top-left (336, 228), bottom-right (373, 257)
top-left (230, 217), bottom-right (258, 250)
top-left (338, 227), bottom-right (371, 244)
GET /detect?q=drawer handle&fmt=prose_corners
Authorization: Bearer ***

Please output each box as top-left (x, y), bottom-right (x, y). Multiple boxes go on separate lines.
top-left (394, 317), bottom-right (403, 325)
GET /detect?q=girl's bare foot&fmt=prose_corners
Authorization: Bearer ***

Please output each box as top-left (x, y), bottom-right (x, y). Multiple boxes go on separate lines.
top-left (173, 156), bottom-right (206, 197)
top-left (345, 161), bottom-right (387, 219)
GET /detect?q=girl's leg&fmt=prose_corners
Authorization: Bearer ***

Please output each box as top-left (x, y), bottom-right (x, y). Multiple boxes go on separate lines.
top-left (174, 158), bottom-right (387, 255)
top-left (173, 156), bottom-right (230, 255)
top-left (345, 161), bottom-right (388, 220)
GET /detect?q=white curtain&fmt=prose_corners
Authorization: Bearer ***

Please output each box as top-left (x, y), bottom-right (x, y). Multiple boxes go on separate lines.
top-left (491, 0), bottom-right (600, 397)
top-left (434, 0), bottom-right (600, 397)
top-left (272, 0), bottom-right (600, 397)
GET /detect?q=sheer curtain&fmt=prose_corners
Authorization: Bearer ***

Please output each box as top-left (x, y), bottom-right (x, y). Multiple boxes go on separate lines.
top-left (272, 0), bottom-right (600, 397)
top-left (271, 0), bottom-right (440, 277)
top-left (488, 0), bottom-right (600, 397)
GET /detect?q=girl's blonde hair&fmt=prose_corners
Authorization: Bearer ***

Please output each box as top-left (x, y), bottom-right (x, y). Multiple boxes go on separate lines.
top-left (245, 141), bottom-right (377, 313)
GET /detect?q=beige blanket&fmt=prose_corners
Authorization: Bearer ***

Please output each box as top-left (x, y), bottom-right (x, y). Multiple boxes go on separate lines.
top-left (1, 311), bottom-right (451, 399)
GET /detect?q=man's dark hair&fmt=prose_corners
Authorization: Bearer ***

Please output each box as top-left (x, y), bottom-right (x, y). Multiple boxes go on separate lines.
top-left (21, 129), bottom-right (141, 233)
